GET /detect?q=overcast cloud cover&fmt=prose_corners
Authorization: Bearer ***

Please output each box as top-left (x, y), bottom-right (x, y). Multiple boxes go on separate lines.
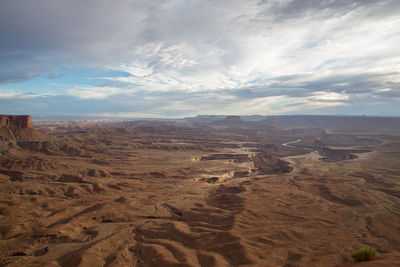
top-left (1, 0), bottom-right (400, 117)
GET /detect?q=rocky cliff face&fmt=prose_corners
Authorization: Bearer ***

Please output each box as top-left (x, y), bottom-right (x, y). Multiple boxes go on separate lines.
top-left (0, 115), bottom-right (32, 129)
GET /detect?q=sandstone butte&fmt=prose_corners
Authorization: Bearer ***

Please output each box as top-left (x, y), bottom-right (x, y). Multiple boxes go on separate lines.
top-left (0, 115), bottom-right (32, 129)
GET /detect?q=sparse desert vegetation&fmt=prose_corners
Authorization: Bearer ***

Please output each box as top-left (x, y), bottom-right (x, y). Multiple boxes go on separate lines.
top-left (351, 247), bottom-right (377, 262)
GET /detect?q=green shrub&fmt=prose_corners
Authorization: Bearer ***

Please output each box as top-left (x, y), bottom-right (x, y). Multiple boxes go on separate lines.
top-left (351, 247), bottom-right (377, 262)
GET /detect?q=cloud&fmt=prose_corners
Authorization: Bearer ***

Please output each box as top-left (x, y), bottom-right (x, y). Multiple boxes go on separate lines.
top-left (68, 86), bottom-right (125, 99)
top-left (0, 0), bottom-right (400, 116)
top-left (308, 91), bottom-right (350, 101)
top-left (0, 91), bottom-right (41, 99)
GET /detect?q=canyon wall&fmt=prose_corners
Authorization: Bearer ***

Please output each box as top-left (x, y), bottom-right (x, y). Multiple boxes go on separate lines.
top-left (0, 115), bottom-right (32, 129)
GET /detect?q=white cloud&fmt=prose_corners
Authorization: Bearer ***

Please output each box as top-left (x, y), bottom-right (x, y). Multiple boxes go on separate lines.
top-left (68, 86), bottom-right (123, 99)
top-left (309, 91), bottom-right (350, 101)
top-left (0, 91), bottom-right (41, 99)
top-left (97, 0), bottom-right (400, 97)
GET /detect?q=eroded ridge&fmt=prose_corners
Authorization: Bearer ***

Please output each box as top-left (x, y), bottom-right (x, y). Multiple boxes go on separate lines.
top-left (133, 185), bottom-right (250, 266)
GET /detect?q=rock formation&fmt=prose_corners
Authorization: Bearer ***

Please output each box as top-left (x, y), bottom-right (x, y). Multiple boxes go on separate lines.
top-left (0, 115), bottom-right (32, 129)
top-left (212, 115), bottom-right (246, 127)
top-left (219, 115), bottom-right (244, 123)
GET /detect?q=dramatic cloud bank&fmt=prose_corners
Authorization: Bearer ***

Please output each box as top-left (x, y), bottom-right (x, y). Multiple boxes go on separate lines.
top-left (1, 0), bottom-right (400, 117)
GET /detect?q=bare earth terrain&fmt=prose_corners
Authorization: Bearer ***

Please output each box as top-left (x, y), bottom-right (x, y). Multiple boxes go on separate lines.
top-left (0, 115), bottom-right (400, 266)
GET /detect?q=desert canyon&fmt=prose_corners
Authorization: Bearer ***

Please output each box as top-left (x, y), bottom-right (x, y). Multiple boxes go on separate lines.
top-left (0, 114), bottom-right (400, 266)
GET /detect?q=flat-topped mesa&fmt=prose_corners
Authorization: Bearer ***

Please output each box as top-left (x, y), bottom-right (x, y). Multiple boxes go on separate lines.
top-left (212, 115), bottom-right (245, 126)
top-left (0, 115), bottom-right (32, 129)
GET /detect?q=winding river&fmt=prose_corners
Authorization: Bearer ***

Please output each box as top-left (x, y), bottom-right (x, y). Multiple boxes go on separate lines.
top-left (282, 139), bottom-right (313, 151)
top-left (282, 139), bottom-right (302, 148)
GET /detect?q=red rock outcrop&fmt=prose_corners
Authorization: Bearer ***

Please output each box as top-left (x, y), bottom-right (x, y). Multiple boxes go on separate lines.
top-left (0, 115), bottom-right (32, 129)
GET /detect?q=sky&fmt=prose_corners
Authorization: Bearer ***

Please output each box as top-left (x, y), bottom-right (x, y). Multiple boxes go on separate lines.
top-left (1, 0), bottom-right (400, 118)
